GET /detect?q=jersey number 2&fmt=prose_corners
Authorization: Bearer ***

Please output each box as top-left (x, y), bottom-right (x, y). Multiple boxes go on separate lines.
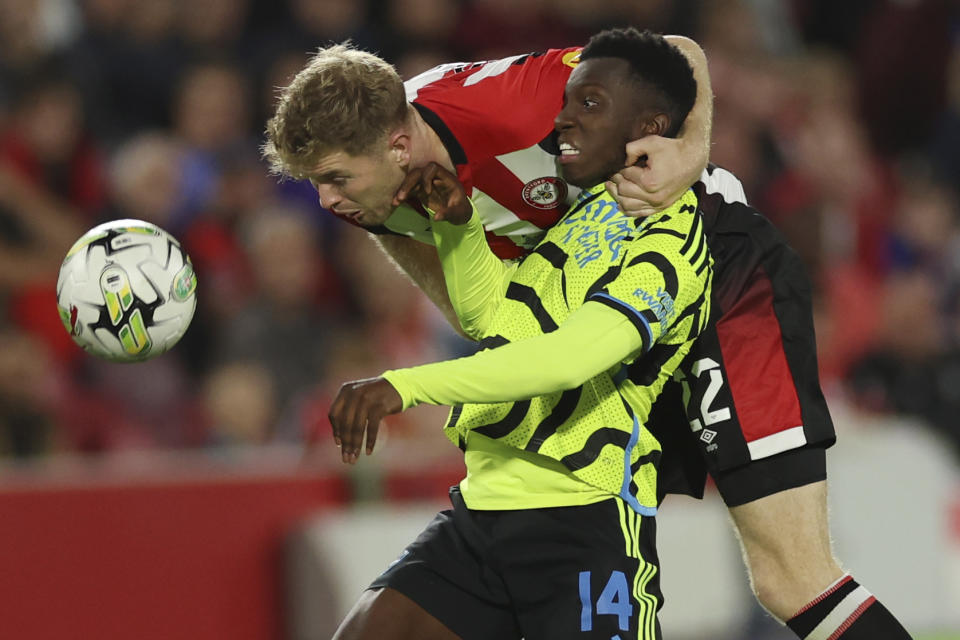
top-left (686, 357), bottom-right (731, 432)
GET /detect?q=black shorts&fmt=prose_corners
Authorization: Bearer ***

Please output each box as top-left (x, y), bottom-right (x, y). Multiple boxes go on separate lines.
top-left (370, 488), bottom-right (663, 640)
top-left (650, 182), bottom-right (835, 507)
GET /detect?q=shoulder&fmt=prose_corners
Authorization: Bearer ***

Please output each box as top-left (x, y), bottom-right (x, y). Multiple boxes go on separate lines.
top-left (404, 47), bottom-right (581, 102)
top-left (694, 164), bottom-right (748, 208)
top-left (621, 190), bottom-right (709, 279)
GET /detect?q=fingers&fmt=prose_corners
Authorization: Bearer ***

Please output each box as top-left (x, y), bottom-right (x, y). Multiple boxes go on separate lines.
top-left (393, 166), bottom-right (425, 206)
top-left (330, 383), bottom-right (365, 463)
top-left (327, 379), bottom-right (400, 464)
top-left (609, 170), bottom-right (661, 218)
top-left (421, 162), bottom-right (439, 197)
top-left (393, 162), bottom-right (458, 212)
top-left (624, 135), bottom-right (669, 166)
top-left (364, 415), bottom-right (382, 455)
top-left (604, 179), bottom-right (619, 201)
top-left (624, 140), bottom-right (648, 167)
top-left (328, 388), bottom-right (345, 447)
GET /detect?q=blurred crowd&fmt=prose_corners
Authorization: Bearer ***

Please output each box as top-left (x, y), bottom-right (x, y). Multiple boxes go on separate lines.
top-left (0, 0), bottom-right (958, 470)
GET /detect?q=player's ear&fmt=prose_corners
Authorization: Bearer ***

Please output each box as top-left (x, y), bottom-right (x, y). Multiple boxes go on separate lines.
top-left (633, 112), bottom-right (670, 139)
top-left (388, 131), bottom-right (411, 167)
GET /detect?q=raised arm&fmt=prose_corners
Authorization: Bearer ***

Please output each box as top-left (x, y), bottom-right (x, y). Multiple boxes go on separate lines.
top-left (372, 234), bottom-right (466, 337)
top-left (396, 162), bottom-right (514, 340)
top-left (606, 35), bottom-right (713, 217)
top-left (665, 35), bottom-right (712, 167)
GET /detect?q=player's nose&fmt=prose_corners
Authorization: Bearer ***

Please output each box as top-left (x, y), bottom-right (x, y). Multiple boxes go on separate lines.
top-left (554, 105), bottom-right (575, 132)
top-left (315, 184), bottom-right (342, 209)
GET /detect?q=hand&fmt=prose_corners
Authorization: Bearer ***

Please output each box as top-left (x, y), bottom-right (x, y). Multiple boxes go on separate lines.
top-left (605, 136), bottom-right (701, 218)
top-left (328, 377), bottom-right (403, 464)
top-left (392, 161), bottom-right (472, 224)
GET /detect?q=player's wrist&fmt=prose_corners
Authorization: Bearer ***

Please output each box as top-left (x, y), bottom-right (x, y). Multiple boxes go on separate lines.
top-left (381, 370), bottom-right (417, 410)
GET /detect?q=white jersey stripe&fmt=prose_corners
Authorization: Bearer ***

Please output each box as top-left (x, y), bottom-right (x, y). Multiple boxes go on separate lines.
top-left (463, 54), bottom-right (527, 87)
top-left (699, 166), bottom-right (748, 205)
top-left (747, 426), bottom-right (807, 460)
top-left (405, 62), bottom-right (468, 100)
top-left (495, 146), bottom-right (570, 191)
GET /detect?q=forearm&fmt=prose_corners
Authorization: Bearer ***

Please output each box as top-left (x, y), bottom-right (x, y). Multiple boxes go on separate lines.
top-left (383, 302), bottom-right (642, 409)
top-left (372, 234), bottom-right (467, 338)
top-left (431, 206), bottom-right (514, 340)
top-left (664, 35), bottom-right (712, 175)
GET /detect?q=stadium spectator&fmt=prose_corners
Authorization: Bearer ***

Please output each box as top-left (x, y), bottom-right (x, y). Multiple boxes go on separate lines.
top-left (216, 202), bottom-right (340, 440)
top-left (202, 359), bottom-right (277, 447)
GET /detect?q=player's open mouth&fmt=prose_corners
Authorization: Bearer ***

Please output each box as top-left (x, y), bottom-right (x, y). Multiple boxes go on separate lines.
top-left (558, 141), bottom-right (580, 164)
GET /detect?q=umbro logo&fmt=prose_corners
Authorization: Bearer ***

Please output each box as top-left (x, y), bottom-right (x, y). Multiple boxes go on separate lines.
top-left (700, 429), bottom-right (717, 444)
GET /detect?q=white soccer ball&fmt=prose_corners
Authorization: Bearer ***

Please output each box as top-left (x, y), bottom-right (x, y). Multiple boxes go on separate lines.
top-left (56, 219), bottom-right (198, 362)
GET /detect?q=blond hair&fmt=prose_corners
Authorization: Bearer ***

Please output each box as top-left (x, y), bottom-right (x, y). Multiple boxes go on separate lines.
top-left (263, 44), bottom-right (408, 179)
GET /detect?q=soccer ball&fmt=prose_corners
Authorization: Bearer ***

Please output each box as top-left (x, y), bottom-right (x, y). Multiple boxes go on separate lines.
top-left (56, 219), bottom-right (198, 362)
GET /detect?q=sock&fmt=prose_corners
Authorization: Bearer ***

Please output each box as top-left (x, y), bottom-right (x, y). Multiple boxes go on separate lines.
top-left (786, 574), bottom-right (912, 639)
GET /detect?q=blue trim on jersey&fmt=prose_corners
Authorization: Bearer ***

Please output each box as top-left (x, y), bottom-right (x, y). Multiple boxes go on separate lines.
top-left (588, 292), bottom-right (653, 346)
top-left (620, 415), bottom-right (657, 516)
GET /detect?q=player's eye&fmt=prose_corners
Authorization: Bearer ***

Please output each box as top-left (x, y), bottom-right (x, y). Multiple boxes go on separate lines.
top-left (310, 175), bottom-right (348, 187)
top-left (583, 97), bottom-right (598, 109)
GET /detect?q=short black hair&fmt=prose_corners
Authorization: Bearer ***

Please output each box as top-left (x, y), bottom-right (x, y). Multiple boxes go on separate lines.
top-left (580, 28), bottom-right (696, 138)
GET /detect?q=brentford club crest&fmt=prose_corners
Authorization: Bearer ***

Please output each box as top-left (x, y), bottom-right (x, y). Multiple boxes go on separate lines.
top-left (521, 177), bottom-right (568, 210)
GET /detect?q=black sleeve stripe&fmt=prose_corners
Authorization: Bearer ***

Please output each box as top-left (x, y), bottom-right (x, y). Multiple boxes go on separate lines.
top-left (478, 335), bottom-right (511, 351)
top-left (585, 263), bottom-right (623, 300)
top-left (640, 308), bottom-right (660, 325)
top-left (671, 291), bottom-right (703, 325)
top-left (637, 228), bottom-right (686, 242)
top-left (630, 449), bottom-right (662, 475)
top-left (686, 306), bottom-right (702, 341)
top-left (679, 210), bottom-right (702, 256)
top-left (625, 251), bottom-right (679, 299)
top-left (445, 404), bottom-right (464, 430)
top-left (560, 427), bottom-right (632, 471)
top-left (532, 241), bottom-right (568, 269)
top-left (694, 252), bottom-right (710, 276)
top-left (625, 342), bottom-right (683, 386)
top-left (587, 293), bottom-right (652, 352)
top-left (524, 387), bottom-right (583, 453)
top-left (505, 282), bottom-right (559, 333)
top-left (474, 400), bottom-right (532, 440)
top-left (686, 223), bottom-right (706, 266)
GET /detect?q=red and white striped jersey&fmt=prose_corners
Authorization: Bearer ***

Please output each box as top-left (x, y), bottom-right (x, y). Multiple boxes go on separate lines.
top-left (381, 48), bottom-right (747, 260)
top-left (381, 47), bottom-right (584, 259)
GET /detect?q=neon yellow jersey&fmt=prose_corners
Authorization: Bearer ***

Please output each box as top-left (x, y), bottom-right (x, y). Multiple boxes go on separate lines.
top-left (384, 185), bottom-right (712, 514)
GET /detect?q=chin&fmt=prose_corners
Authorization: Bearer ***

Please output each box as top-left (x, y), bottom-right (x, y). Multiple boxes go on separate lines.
top-left (565, 172), bottom-right (604, 190)
top-left (559, 168), bottom-right (588, 189)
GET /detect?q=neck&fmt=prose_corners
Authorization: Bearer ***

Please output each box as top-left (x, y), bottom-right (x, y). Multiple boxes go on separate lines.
top-left (406, 104), bottom-right (456, 172)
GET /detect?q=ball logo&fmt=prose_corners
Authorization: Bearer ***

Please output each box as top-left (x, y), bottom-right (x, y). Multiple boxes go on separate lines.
top-left (69, 305), bottom-right (81, 336)
top-left (522, 177), bottom-right (568, 210)
top-left (58, 304), bottom-right (82, 337)
top-left (171, 263), bottom-right (198, 302)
